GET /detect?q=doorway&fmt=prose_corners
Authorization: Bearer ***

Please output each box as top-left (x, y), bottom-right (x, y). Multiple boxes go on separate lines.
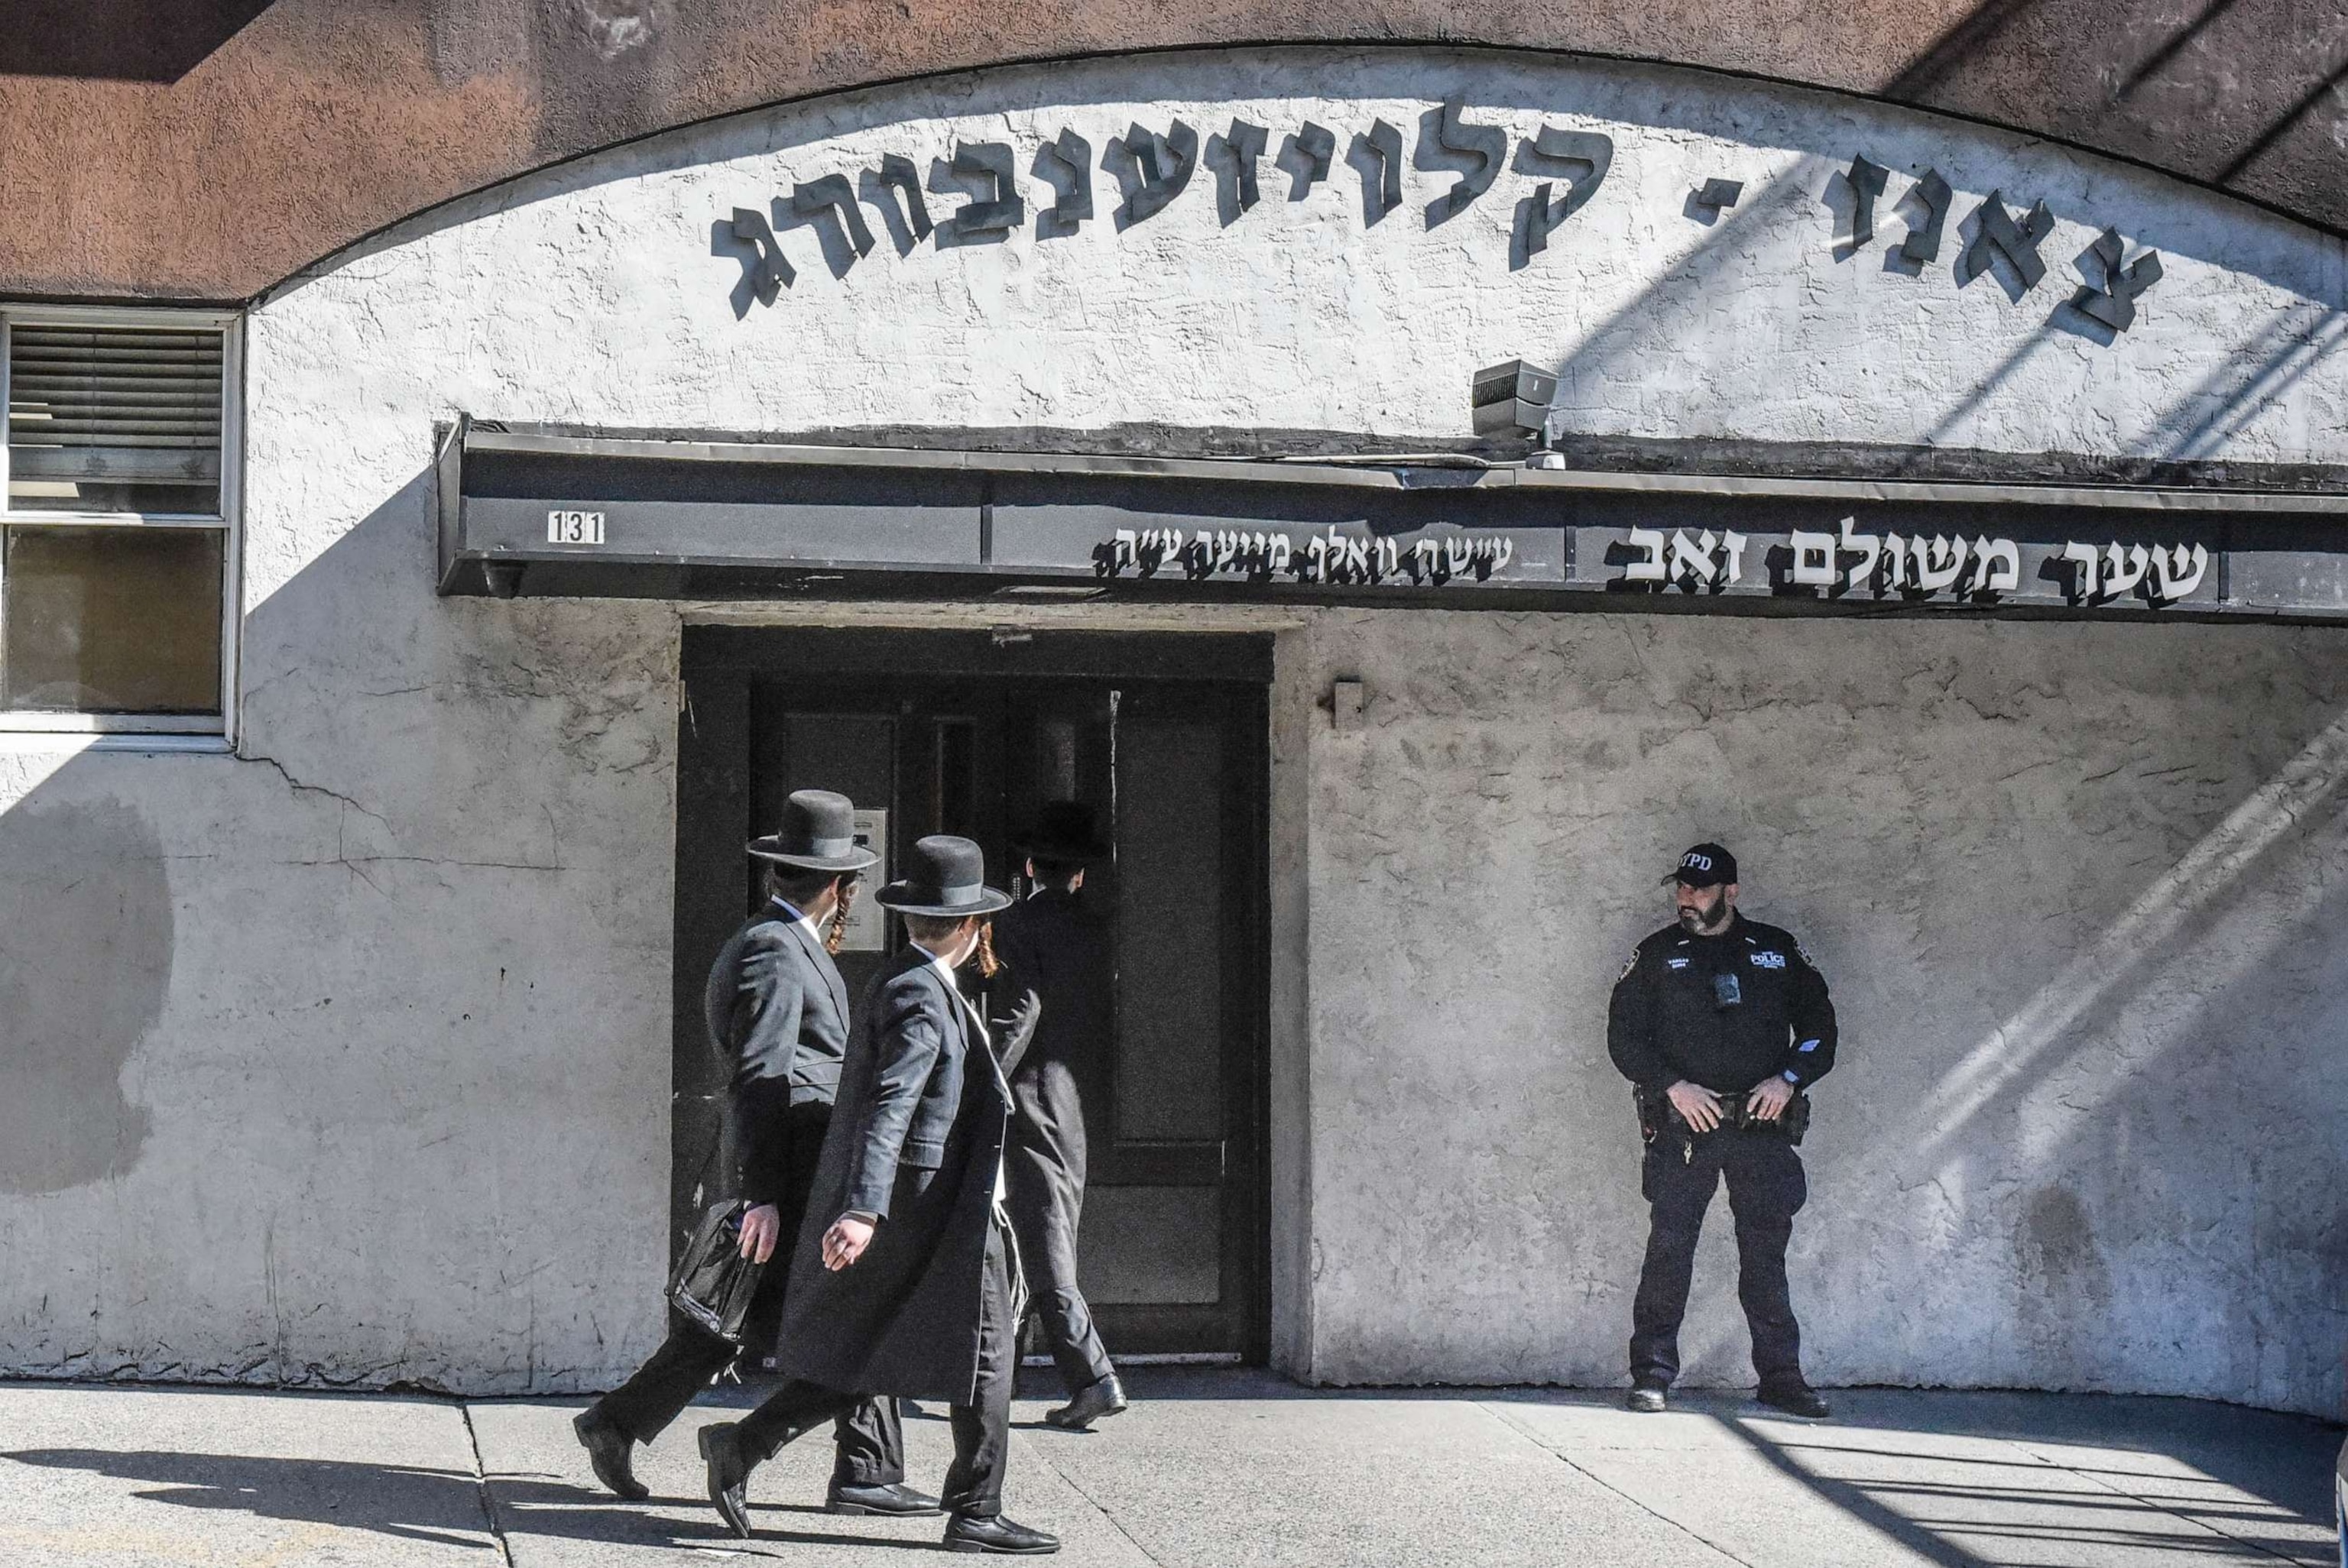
top-left (673, 626), bottom-right (1272, 1361)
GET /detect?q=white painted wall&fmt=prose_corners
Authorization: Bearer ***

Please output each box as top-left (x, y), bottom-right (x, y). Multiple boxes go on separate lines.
top-left (1297, 607), bottom-right (2348, 1416)
top-left (2, 44), bottom-right (2342, 1411)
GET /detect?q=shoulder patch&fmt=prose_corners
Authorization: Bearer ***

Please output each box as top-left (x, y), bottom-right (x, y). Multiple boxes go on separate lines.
top-left (1618, 951), bottom-right (1640, 981)
top-left (1795, 938), bottom-right (1818, 967)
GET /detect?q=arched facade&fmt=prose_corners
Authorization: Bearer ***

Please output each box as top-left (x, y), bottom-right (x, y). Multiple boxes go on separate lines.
top-left (1, 44), bottom-right (2342, 1414)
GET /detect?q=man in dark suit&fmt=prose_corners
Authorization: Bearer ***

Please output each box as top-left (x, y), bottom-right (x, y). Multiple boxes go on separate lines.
top-left (698, 835), bottom-right (1060, 1556)
top-left (572, 791), bottom-right (936, 1518)
top-left (990, 801), bottom-right (1125, 1430)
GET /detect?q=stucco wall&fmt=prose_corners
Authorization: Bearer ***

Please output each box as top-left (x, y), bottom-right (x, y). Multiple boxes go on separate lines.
top-left (11, 0), bottom-right (2348, 300)
top-left (1298, 607), bottom-right (2348, 1417)
top-left (2, 46), bottom-right (2343, 1407)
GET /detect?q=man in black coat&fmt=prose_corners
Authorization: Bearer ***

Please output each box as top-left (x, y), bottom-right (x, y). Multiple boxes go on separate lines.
top-left (1607, 842), bottom-right (1840, 1421)
top-left (990, 801), bottom-right (1125, 1430)
top-left (698, 835), bottom-right (1060, 1556)
top-left (572, 791), bottom-right (935, 1518)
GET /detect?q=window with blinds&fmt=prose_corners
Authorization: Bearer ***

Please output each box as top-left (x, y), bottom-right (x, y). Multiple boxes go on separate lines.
top-left (0, 309), bottom-right (236, 731)
top-left (7, 322), bottom-right (225, 515)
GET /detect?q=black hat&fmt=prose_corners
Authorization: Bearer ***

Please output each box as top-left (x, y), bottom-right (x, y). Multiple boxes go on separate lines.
top-left (748, 789), bottom-right (881, 873)
top-left (877, 834), bottom-right (1013, 917)
top-left (1664, 842), bottom-right (1738, 888)
top-left (1017, 800), bottom-right (1111, 862)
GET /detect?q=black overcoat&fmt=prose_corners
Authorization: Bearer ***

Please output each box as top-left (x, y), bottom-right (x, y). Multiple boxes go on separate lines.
top-left (774, 946), bottom-right (1011, 1405)
top-left (989, 886), bottom-right (1107, 1191)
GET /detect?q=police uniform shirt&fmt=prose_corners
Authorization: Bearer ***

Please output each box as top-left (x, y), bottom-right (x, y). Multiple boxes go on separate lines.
top-left (1606, 912), bottom-right (1838, 1094)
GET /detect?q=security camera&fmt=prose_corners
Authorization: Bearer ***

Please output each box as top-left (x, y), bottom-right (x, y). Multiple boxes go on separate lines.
top-left (1471, 360), bottom-right (1565, 468)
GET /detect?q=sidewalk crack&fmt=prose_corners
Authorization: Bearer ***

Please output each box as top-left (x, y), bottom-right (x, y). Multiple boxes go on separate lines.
top-left (1019, 1432), bottom-right (1168, 1566)
top-left (1476, 1401), bottom-right (1759, 1568)
top-left (459, 1400), bottom-right (518, 1568)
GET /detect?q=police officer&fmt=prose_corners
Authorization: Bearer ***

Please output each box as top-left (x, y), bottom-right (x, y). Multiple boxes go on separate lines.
top-left (1607, 842), bottom-right (1837, 1419)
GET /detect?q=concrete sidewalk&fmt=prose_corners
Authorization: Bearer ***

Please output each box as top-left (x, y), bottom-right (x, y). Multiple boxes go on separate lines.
top-left (0, 1372), bottom-right (2336, 1566)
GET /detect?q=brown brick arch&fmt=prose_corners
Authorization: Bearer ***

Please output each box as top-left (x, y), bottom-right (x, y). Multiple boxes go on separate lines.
top-left (5, 0), bottom-right (2343, 300)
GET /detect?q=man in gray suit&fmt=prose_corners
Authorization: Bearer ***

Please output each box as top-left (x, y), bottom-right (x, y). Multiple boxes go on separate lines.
top-left (572, 791), bottom-right (936, 1518)
top-left (699, 834), bottom-right (1059, 1555)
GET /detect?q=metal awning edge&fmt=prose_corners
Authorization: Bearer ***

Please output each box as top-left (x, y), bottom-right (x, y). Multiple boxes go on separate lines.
top-left (458, 423), bottom-right (2348, 515)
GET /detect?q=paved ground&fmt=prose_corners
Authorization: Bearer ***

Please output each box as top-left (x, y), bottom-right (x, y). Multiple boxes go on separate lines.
top-left (0, 1372), bottom-right (2336, 1566)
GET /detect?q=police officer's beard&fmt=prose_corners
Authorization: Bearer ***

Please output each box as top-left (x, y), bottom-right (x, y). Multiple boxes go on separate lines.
top-left (1678, 894), bottom-right (1727, 935)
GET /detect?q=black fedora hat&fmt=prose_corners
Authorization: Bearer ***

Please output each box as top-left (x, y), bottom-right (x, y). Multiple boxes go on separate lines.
top-left (748, 789), bottom-right (881, 873)
top-left (1017, 799), bottom-right (1111, 862)
top-left (876, 834), bottom-right (1013, 917)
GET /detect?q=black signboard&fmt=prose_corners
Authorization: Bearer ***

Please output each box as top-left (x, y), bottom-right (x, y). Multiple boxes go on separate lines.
top-left (438, 421), bottom-right (2348, 620)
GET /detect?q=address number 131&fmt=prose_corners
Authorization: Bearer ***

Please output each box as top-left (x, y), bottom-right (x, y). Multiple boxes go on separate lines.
top-left (547, 509), bottom-right (605, 545)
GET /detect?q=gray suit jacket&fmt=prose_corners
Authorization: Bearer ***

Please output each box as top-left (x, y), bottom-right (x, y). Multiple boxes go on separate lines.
top-left (702, 899), bottom-right (853, 1206)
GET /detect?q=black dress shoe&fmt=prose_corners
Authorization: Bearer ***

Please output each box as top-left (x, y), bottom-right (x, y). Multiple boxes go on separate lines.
top-left (1042, 1373), bottom-right (1127, 1431)
top-left (1624, 1381), bottom-right (1668, 1414)
top-left (697, 1421), bottom-right (757, 1539)
top-left (572, 1408), bottom-right (649, 1502)
top-left (1756, 1383), bottom-right (1832, 1420)
top-left (945, 1513), bottom-right (1061, 1554)
top-left (829, 1480), bottom-right (945, 1516)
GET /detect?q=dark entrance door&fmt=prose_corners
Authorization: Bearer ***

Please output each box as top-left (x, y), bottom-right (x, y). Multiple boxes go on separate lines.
top-left (673, 627), bottom-right (1271, 1362)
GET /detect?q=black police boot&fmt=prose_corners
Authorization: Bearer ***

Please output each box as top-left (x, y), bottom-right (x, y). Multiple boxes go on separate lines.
top-left (1624, 1378), bottom-right (1668, 1414)
top-left (945, 1513), bottom-right (1062, 1554)
top-left (1756, 1382), bottom-right (1831, 1420)
top-left (1043, 1373), bottom-right (1128, 1431)
top-left (572, 1408), bottom-right (650, 1501)
top-left (829, 1480), bottom-right (945, 1516)
top-left (697, 1421), bottom-right (758, 1538)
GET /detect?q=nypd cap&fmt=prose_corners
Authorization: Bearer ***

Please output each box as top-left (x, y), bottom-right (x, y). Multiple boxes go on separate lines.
top-left (1664, 842), bottom-right (1737, 888)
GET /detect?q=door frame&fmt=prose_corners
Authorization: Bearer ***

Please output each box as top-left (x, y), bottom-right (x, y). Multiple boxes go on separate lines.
top-left (672, 624), bottom-right (1276, 1362)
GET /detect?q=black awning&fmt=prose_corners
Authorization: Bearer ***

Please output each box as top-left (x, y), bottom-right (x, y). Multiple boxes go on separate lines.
top-left (434, 419), bottom-right (2348, 620)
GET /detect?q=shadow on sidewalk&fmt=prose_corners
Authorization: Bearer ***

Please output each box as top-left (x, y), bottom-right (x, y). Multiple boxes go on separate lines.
top-left (7, 1377), bottom-right (2339, 1563)
top-left (1, 1449), bottom-right (501, 1552)
top-left (0, 1444), bottom-right (959, 1554)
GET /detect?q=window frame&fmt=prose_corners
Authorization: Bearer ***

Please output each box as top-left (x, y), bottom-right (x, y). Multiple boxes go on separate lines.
top-left (0, 303), bottom-right (242, 740)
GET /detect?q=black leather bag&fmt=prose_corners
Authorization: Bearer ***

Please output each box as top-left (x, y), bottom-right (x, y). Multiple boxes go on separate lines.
top-left (667, 1197), bottom-right (765, 1343)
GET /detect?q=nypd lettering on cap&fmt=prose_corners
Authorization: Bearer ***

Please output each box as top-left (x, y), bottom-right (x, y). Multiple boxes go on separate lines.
top-left (1682, 851), bottom-right (1714, 871)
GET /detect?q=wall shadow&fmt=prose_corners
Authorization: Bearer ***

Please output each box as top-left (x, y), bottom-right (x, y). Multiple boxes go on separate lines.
top-left (0, 1), bottom-right (274, 82)
top-left (0, 798), bottom-right (167, 1193)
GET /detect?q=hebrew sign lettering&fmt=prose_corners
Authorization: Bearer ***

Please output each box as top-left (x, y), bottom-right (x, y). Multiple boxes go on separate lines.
top-left (716, 109), bottom-right (2160, 342)
top-left (1601, 516), bottom-right (2217, 608)
top-left (1095, 525), bottom-right (1521, 587)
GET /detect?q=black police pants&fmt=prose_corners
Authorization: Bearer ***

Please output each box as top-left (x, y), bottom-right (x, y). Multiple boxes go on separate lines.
top-left (588, 1101), bottom-right (903, 1488)
top-left (737, 1220), bottom-right (1018, 1519)
top-left (1630, 1124), bottom-right (1808, 1389)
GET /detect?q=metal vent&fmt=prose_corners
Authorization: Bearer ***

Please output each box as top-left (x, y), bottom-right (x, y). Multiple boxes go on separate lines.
top-left (7, 323), bottom-right (224, 513)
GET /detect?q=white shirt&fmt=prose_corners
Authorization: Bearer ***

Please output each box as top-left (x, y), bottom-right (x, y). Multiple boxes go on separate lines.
top-left (926, 948), bottom-right (1011, 1207)
top-left (772, 896), bottom-right (826, 951)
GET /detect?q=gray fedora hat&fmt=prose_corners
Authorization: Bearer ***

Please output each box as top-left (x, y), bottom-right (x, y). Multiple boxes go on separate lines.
top-left (747, 789), bottom-right (881, 873)
top-left (875, 834), bottom-right (1013, 917)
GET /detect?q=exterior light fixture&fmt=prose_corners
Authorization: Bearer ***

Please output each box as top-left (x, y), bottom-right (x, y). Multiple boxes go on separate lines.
top-left (1471, 359), bottom-right (1566, 468)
